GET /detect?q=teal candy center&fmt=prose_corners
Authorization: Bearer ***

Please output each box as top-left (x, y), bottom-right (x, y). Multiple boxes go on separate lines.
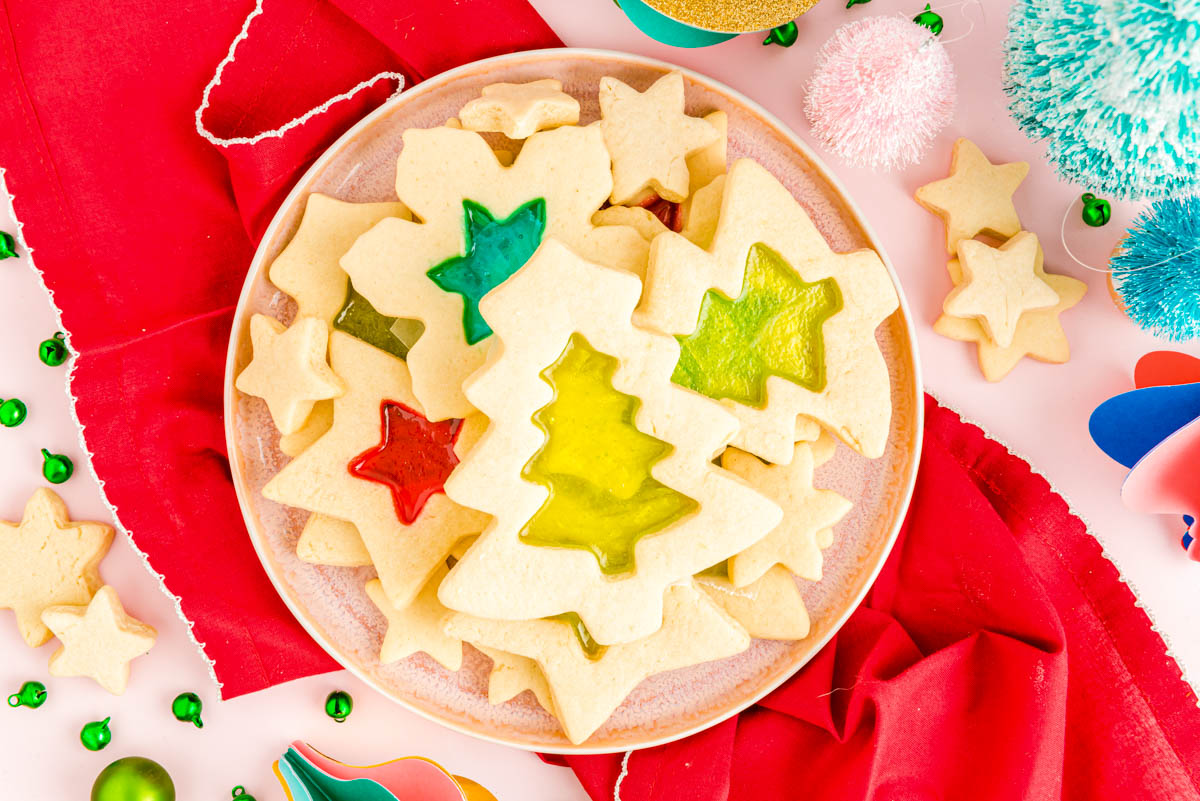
top-left (426, 198), bottom-right (547, 346)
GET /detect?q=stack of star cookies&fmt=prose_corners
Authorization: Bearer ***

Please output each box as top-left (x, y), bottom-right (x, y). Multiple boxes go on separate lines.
top-left (916, 138), bottom-right (1087, 381)
top-left (0, 489), bottom-right (156, 695)
top-left (236, 72), bottom-right (900, 743)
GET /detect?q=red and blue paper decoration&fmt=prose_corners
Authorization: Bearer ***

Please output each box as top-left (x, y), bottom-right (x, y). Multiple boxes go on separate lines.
top-left (1090, 351), bottom-right (1200, 560)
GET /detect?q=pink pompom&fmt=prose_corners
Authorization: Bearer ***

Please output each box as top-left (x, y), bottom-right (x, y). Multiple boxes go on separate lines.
top-left (805, 16), bottom-right (957, 171)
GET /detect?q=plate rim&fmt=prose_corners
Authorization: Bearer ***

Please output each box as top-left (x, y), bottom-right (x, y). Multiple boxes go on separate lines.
top-left (223, 46), bottom-right (925, 755)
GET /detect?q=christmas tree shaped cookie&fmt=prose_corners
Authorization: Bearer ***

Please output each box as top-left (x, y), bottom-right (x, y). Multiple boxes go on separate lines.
top-left (341, 125), bottom-right (647, 421)
top-left (437, 240), bottom-right (781, 645)
top-left (638, 158), bottom-right (899, 463)
top-left (445, 583), bottom-right (749, 744)
top-left (263, 332), bottom-right (488, 610)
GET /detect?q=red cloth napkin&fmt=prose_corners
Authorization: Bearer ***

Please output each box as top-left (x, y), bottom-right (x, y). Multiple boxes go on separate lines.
top-left (0, 0), bottom-right (559, 696)
top-left (2, 3), bottom-right (1198, 797)
top-left (548, 396), bottom-right (1200, 800)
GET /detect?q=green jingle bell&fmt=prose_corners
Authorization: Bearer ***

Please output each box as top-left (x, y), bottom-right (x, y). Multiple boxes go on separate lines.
top-left (0, 231), bottom-right (16, 260)
top-left (324, 689), bottom-right (353, 723)
top-left (170, 692), bottom-right (204, 728)
top-left (41, 449), bottom-right (74, 484)
top-left (81, 717), bottom-right (113, 751)
top-left (231, 786), bottom-right (257, 801)
top-left (1081, 193), bottom-right (1112, 227)
top-left (0, 398), bottom-right (27, 428)
top-left (91, 757), bottom-right (175, 801)
top-left (913, 3), bottom-right (944, 34)
top-left (7, 680), bottom-right (47, 708)
top-left (39, 332), bottom-right (69, 366)
top-left (762, 21), bottom-right (798, 47)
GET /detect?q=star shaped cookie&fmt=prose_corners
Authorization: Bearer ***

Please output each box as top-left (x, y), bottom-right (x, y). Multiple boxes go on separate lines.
top-left (262, 332), bottom-right (488, 610)
top-left (365, 568), bottom-right (461, 671)
top-left (0, 489), bottom-right (113, 647)
top-left (598, 72), bottom-right (720, 204)
top-left (943, 232), bottom-right (1058, 347)
top-left (637, 158), bottom-right (899, 463)
top-left (235, 314), bottom-right (346, 435)
top-left (696, 563), bottom-right (810, 640)
top-left (723, 437), bottom-right (851, 587)
top-left (475, 645), bottom-right (555, 713)
top-left (437, 240), bottom-right (781, 645)
top-left (444, 583), bottom-right (749, 744)
top-left (341, 124), bottom-right (646, 421)
top-left (915, 138), bottom-right (1029, 254)
top-left (458, 79), bottom-right (580, 139)
top-left (42, 585), bottom-right (156, 694)
top-left (935, 245), bottom-right (1086, 381)
top-left (267, 193), bottom-right (409, 323)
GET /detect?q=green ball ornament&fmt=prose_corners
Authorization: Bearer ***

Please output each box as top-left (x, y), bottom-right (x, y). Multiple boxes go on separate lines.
top-left (1081, 193), bottom-right (1113, 227)
top-left (170, 692), bottom-right (203, 728)
top-left (39, 332), bottom-right (69, 366)
top-left (324, 689), bottom-right (353, 722)
top-left (7, 680), bottom-right (47, 708)
top-left (81, 717), bottom-right (113, 751)
top-left (41, 449), bottom-right (74, 484)
top-left (231, 786), bottom-right (257, 801)
top-left (91, 757), bottom-right (175, 801)
top-left (846, 0), bottom-right (872, 6)
top-left (762, 21), bottom-right (798, 47)
top-left (0, 398), bottom-right (27, 427)
top-left (0, 231), bottom-right (16, 260)
top-left (913, 3), bottom-right (943, 35)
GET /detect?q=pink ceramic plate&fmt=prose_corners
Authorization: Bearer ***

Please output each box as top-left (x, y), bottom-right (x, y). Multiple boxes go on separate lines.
top-left (224, 49), bottom-right (923, 753)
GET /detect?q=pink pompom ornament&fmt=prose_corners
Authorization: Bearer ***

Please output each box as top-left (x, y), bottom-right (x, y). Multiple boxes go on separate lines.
top-left (805, 16), bottom-right (956, 171)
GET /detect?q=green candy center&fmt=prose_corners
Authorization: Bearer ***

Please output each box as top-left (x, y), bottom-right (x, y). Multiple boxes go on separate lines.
top-left (332, 283), bottom-right (415, 360)
top-left (671, 242), bottom-right (842, 407)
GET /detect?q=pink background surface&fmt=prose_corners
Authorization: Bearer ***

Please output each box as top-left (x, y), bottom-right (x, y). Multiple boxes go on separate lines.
top-left (1, 0), bottom-right (1196, 798)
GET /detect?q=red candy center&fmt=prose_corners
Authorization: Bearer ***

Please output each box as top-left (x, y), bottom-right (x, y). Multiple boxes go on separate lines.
top-left (348, 401), bottom-right (463, 525)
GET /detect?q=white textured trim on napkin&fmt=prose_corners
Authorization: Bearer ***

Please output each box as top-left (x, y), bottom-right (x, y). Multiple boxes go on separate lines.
top-left (194, 0), bottom-right (405, 148)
